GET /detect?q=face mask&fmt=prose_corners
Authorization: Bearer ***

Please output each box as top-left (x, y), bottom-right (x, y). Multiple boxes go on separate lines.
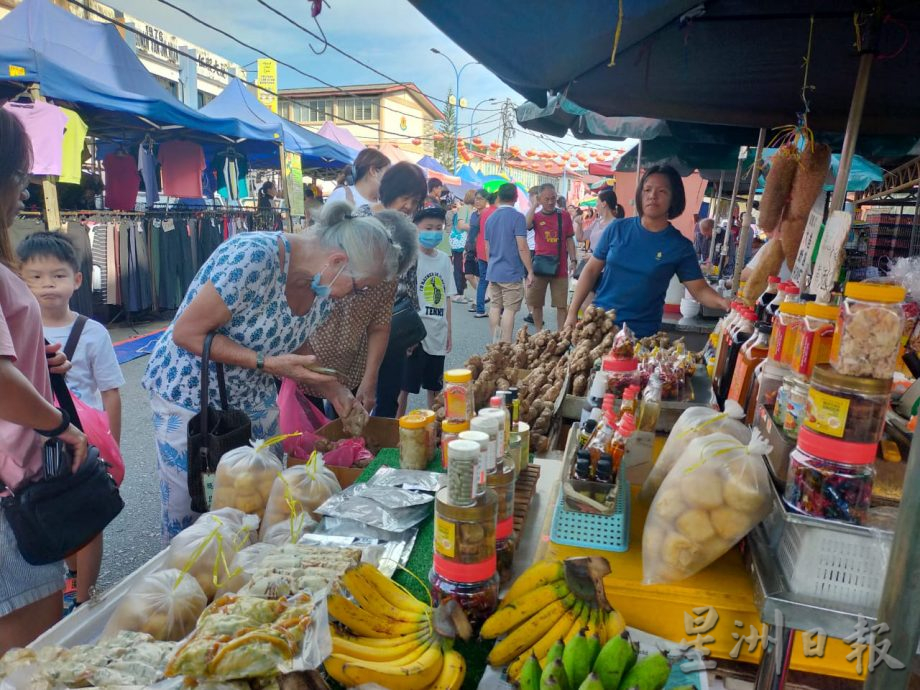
top-left (311, 262), bottom-right (347, 298)
top-left (418, 231), bottom-right (443, 249)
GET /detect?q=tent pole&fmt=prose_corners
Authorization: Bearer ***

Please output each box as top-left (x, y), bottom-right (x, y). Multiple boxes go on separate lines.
top-left (278, 142), bottom-right (294, 233)
top-left (28, 84), bottom-right (62, 231)
top-left (732, 128), bottom-right (766, 298)
top-left (829, 51), bottom-right (873, 213)
top-left (636, 139), bottom-right (643, 179)
top-left (708, 171), bottom-right (725, 264)
top-left (721, 149), bottom-right (745, 280)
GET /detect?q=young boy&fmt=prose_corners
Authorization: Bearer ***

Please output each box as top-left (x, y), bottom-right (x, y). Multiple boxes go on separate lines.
top-left (17, 232), bottom-right (125, 612)
top-left (398, 205), bottom-right (454, 414)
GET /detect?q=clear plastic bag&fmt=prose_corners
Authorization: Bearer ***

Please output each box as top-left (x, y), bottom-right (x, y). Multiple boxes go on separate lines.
top-left (104, 568), bottom-right (208, 641)
top-left (642, 431), bottom-right (773, 584)
top-left (211, 436), bottom-right (286, 518)
top-left (639, 400), bottom-right (750, 503)
top-left (216, 542), bottom-right (279, 596)
top-left (259, 453), bottom-right (341, 539)
top-left (260, 512), bottom-right (317, 546)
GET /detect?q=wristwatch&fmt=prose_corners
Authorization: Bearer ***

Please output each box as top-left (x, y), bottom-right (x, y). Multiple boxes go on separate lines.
top-left (35, 408), bottom-right (70, 438)
top-left (256, 352), bottom-right (265, 371)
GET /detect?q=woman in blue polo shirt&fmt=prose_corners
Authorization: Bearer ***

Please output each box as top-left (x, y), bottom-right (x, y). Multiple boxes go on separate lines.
top-left (565, 165), bottom-right (729, 338)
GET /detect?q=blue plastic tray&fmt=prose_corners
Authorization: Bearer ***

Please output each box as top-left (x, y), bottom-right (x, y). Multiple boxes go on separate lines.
top-left (550, 477), bottom-right (631, 552)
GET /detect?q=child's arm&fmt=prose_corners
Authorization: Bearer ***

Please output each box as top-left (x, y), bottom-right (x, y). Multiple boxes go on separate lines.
top-left (446, 295), bottom-right (452, 353)
top-left (101, 388), bottom-right (122, 444)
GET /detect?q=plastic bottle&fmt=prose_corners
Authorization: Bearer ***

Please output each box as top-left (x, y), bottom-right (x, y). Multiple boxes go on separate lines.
top-left (713, 302), bottom-right (742, 389)
top-left (727, 321), bottom-right (771, 408)
top-left (638, 372), bottom-right (663, 432)
top-left (764, 281), bottom-right (789, 324)
top-left (755, 275), bottom-right (782, 322)
top-left (607, 412), bottom-right (636, 475)
top-left (586, 396), bottom-right (618, 471)
top-left (574, 450), bottom-right (592, 480)
top-left (718, 308), bottom-right (756, 405)
top-left (490, 395), bottom-right (511, 447)
top-left (619, 385), bottom-right (640, 418)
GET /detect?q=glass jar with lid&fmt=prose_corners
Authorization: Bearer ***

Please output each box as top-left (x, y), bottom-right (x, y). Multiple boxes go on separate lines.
top-left (399, 412), bottom-right (430, 470)
top-left (443, 369), bottom-right (474, 422)
top-left (479, 408), bottom-right (510, 472)
top-left (486, 467), bottom-right (516, 584)
top-left (804, 364), bottom-right (891, 444)
top-left (793, 303), bottom-right (839, 377)
top-left (446, 440), bottom-right (481, 506)
top-left (782, 375), bottom-right (810, 439)
top-left (469, 415), bottom-right (499, 475)
top-left (831, 282), bottom-right (906, 380)
top-left (441, 419), bottom-right (470, 468)
top-left (458, 430), bottom-right (489, 495)
top-left (415, 409), bottom-right (438, 462)
top-left (784, 428), bottom-right (875, 525)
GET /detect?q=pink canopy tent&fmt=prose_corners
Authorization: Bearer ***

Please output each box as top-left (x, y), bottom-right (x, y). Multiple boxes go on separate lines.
top-left (315, 121), bottom-right (365, 153)
top-left (376, 142), bottom-right (422, 164)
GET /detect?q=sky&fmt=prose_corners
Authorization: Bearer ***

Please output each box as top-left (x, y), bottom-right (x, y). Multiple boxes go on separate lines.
top-left (102, 0), bottom-right (633, 160)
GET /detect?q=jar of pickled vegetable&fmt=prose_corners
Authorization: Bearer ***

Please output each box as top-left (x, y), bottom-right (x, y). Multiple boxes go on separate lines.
top-left (793, 303), bottom-right (839, 377)
top-left (429, 569), bottom-right (500, 629)
top-left (443, 369), bottom-right (474, 423)
top-left (399, 412), bottom-right (429, 470)
top-left (441, 420), bottom-right (470, 469)
top-left (831, 282), bottom-right (906, 380)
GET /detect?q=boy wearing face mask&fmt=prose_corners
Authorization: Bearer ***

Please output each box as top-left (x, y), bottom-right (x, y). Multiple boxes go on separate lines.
top-left (398, 205), bottom-right (454, 414)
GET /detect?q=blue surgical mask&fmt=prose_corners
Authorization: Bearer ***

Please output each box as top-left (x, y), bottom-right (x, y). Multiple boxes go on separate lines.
top-left (311, 262), bottom-right (347, 297)
top-left (419, 231), bottom-right (443, 249)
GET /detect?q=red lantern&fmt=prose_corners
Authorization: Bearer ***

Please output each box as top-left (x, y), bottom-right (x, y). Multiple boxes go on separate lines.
top-left (489, 141), bottom-right (500, 151)
top-left (524, 149), bottom-right (534, 158)
top-left (577, 153), bottom-right (587, 162)
top-left (569, 161), bottom-right (579, 169)
top-left (472, 137), bottom-right (483, 147)
top-left (411, 138), bottom-right (421, 146)
top-left (561, 152), bottom-right (571, 161)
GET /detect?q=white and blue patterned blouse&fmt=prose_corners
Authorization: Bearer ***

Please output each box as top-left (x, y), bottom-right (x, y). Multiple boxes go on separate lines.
top-left (142, 232), bottom-right (333, 413)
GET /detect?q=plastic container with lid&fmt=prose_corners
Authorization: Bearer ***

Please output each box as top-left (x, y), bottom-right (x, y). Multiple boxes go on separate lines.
top-left (443, 369), bottom-right (474, 422)
top-left (775, 302), bottom-right (807, 367)
top-left (458, 430), bottom-right (489, 494)
top-left (782, 375), bottom-right (810, 439)
top-left (399, 412), bottom-right (430, 470)
top-left (429, 569), bottom-right (500, 629)
top-left (440, 420), bottom-right (470, 469)
top-left (479, 408), bottom-right (510, 472)
top-left (604, 358), bottom-right (640, 398)
top-left (755, 359), bottom-right (789, 422)
top-left (793, 303), bottom-right (839, 377)
top-left (416, 409), bottom-right (438, 462)
top-left (446, 440), bottom-right (481, 506)
top-left (486, 467), bottom-right (516, 584)
top-left (830, 282), bottom-right (906, 380)
top-left (490, 395), bottom-right (512, 450)
top-left (764, 282), bottom-right (789, 323)
top-left (804, 363), bottom-right (891, 444)
top-left (469, 415), bottom-right (499, 475)
top-left (512, 421), bottom-right (530, 474)
top-left (784, 428), bottom-right (875, 525)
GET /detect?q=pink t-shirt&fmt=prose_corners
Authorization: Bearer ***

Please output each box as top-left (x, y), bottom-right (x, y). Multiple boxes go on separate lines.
top-left (2, 101), bottom-right (68, 175)
top-left (103, 153), bottom-right (141, 211)
top-left (0, 263), bottom-right (52, 491)
top-left (158, 140), bottom-right (205, 198)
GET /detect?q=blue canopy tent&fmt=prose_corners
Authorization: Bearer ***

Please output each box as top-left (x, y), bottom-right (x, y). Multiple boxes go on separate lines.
top-left (201, 79), bottom-right (356, 171)
top-left (457, 165), bottom-right (487, 188)
top-left (0, 0), bottom-right (259, 141)
top-left (416, 155), bottom-right (466, 196)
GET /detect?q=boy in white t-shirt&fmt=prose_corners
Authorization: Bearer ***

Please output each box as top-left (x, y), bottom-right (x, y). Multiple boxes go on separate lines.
top-left (18, 232), bottom-right (125, 613)
top-left (398, 205), bottom-right (454, 414)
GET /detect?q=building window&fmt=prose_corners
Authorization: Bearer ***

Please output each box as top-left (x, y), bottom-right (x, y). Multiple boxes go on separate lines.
top-left (335, 97), bottom-right (378, 122)
top-left (198, 91), bottom-right (215, 108)
top-left (288, 98), bottom-right (333, 123)
top-left (155, 75), bottom-right (179, 98)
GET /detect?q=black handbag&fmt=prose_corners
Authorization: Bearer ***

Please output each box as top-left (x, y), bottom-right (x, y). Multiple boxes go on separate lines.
top-left (386, 294), bottom-right (427, 355)
top-left (532, 212), bottom-right (564, 277)
top-left (1, 374), bottom-right (123, 566)
top-left (186, 333), bottom-right (252, 514)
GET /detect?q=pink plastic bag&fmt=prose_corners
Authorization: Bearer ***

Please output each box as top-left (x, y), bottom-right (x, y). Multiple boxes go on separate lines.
top-left (65, 393), bottom-right (125, 486)
top-left (323, 437), bottom-right (373, 468)
top-left (277, 377), bottom-right (330, 459)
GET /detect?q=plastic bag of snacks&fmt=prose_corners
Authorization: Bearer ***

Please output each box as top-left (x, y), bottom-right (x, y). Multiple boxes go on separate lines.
top-left (643, 431), bottom-right (773, 584)
top-left (164, 509), bottom-right (259, 599)
top-left (259, 452), bottom-right (341, 539)
top-left (211, 435), bottom-right (290, 518)
top-left (260, 512), bottom-right (317, 546)
top-left (104, 568), bottom-right (207, 641)
top-left (216, 542), bottom-right (279, 596)
top-left (638, 400), bottom-right (750, 503)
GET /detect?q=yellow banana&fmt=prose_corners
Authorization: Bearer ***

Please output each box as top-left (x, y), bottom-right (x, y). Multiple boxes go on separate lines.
top-left (487, 593), bottom-right (575, 667)
top-left (429, 648), bottom-right (465, 690)
top-left (604, 606), bottom-right (627, 639)
top-left (499, 560), bottom-right (564, 608)
top-left (334, 637), bottom-right (435, 667)
top-left (328, 594), bottom-right (425, 638)
top-left (560, 603), bottom-right (590, 647)
top-left (323, 642), bottom-right (444, 690)
top-left (480, 580), bottom-right (571, 639)
top-left (584, 606), bottom-right (600, 640)
top-left (331, 634), bottom-right (430, 663)
top-left (342, 568), bottom-right (428, 624)
top-left (345, 563), bottom-right (430, 617)
top-left (506, 601), bottom-right (582, 682)
top-left (333, 629), bottom-right (430, 648)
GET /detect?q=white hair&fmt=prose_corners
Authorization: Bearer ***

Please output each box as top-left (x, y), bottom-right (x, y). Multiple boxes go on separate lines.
top-left (314, 201), bottom-right (401, 280)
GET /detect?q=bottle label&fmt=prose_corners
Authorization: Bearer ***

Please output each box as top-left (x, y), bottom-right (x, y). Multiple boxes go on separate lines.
top-left (434, 516), bottom-right (456, 558)
top-left (804, 388), bottom-right (850, 438)
top-left (769, 322), bottom-right (787, 362)
top-left (727, 355), bottom-right (752, 403)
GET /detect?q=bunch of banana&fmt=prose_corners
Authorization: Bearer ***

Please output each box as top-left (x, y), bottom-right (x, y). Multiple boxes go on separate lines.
top-left (323, 563), bottom-right (469, 690)
top-left (480, 558), bottom-right (626, 677)
top-left (516, 632), bottom-right (680, 690)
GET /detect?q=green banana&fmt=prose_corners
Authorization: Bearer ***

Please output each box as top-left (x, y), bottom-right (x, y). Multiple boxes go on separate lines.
top-left (616, 651), bottom-right (671, 690)
top-left (540, 677), bottom-right (562, 690)
top-left (586, 634), bottom-right (601, 671)
top-left (541, 657), bottom-right (570, 690)
top-left (562, 629), bottom-right (592, 690)
top-left (518, 653), bottom-right (542, 690)
top-left (577, 672), bottom-right (605, 690)
top-left (544, 639), bottom-right (565, 671)
top-left (593, 633), bottom-right (638, 690)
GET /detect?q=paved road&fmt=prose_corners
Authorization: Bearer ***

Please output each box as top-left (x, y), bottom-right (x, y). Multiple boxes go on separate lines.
top-left (98, 294), bottom-right (538, 589)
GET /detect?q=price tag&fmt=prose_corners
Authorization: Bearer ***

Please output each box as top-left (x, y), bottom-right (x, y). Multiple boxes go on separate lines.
top-left (808, 210), bottom-right (852, 302)
top-left (162, 218), bottom-right (175, 233)
top-left (8, 65), bottom-right (25, 77)
top-left (203, 472), bottom-right (216, 508)
top-left (790, 200), bottom-right (824, 288)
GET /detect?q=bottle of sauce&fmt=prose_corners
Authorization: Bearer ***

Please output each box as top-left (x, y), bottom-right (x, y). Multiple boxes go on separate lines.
top-left (587, 403), bottom-right (618, 473)
top-left (607, 412), bottom-right (636, 475)
top-left (574, 450), bottom-right (592, 480)
top-left (718, 308), bottom-right (756, 405)
top-left (755, 275), bottom-right (782, 321)
top-left (489, 395), bottom-right (511, 451)
top-left (728, 321), bottom-right (771, 408)
top-left (619, 385), bottom-right (639, 418)
top-left (765, 281), bottom-right (791, 324)
top-left (713, 302), bottom-right (742, 394)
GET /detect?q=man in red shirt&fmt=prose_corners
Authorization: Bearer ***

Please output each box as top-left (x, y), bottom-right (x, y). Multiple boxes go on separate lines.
top-left (525, 184), bottom-right (577, 330)
top-left (472, 191), bottom-right (498, 317)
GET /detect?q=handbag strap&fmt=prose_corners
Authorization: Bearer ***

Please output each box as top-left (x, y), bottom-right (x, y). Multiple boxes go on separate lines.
top-left (199, 332), bottom-right (231, 429)
top-left (556, 212), bottom-right (564, 262)
top-left (49, 372), bottom-right (82, 433)
top-left (62, 315), bottom-right (88, 362)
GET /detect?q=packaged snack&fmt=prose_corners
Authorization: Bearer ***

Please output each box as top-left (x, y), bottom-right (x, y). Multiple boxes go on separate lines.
top-left (105, 568), bottom-right (207, 641)
top-left (211, 436), bottom-right (286, 518)
top-left (638, 400), bottom-right (750, 503)
top-left (611, 323), bottom-right (637, 359)
top-left (259, 453), bottom-right (342, 539)
top-left (216, 542), bottom-right (279, 596)
top-left (643, 431), bottom-right (773, 584)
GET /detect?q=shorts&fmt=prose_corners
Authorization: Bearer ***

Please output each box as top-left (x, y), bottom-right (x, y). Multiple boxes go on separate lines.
top-left (488, 281), bottom-right (524, 312)
top-left (527, 275), bottom-right (569, 309)
top-left (0, 509), bottom-right (64, 617)
top-left (463, 252), bottom-right (479, 276)
top-left (403, 346), bottom-right (446, 394)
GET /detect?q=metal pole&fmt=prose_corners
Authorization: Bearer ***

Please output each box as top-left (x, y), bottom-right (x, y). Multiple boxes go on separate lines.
top-left (830, 52), bottom-right (873, 213)
top-left (453, 70), bottom-right (460, 174)
top-left (708, 171), bottom-right (725, 264)
top-left (720, 148), bottom-right (745, 279)
top-left (732, 128), bottom-right (766, 298)
top-left (636, 140), bottom-right (643, 178)
top-left (278, 141), bottom-right (294, 233)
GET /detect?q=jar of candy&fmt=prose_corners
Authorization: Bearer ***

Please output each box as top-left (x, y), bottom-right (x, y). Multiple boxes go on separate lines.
top-left (831, 282), bottom-right (906, 380)
top-left (487, 468), bottom-right (516, 585)
top-left (782, 375), bottom-right (809, 439)
top-left (443, 369), bottom-right (474, 423)
top-left (399, 412), bottom-right (429, 470)
top-left (441, 420), bottom-right (470, 468)
top-left (469, 415), bottom-right (499, 474)
top-left (446, 440), bottom-right (480, 506)
top-left (793, 303), bottom-right (839, 377)
top-left (784, 428), bottom-right (875, 525)
top-left (605, 359), bottom-right (640, 398)
top-left (804, 364), bottom-right (891, 444)
top-left (458, 430), bottom-right (489, 494)
top-left (429, 569), bottom-right (500, 629)
top-left (415, 409), bottom-right (438, 462)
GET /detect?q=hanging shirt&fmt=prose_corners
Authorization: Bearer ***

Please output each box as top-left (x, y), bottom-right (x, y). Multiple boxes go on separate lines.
top-left (213, 152), bottom-right (250, 201)
top-left (103, 153), bottom-right (140, 211)
top-left (2, 100), bottom-right (68, 175)
top-left (158, 140), bottom-right (205, 198)
top-left (59, 107), bottom-right (88, 184)
top-left (138, 142), bottom-right (160, 207)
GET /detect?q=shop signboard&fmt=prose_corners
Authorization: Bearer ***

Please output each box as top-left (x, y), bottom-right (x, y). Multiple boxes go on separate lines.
top-left (285, 151), bottom-right (304, 218)
top-left (256, 59), bottom-right (278, 114)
